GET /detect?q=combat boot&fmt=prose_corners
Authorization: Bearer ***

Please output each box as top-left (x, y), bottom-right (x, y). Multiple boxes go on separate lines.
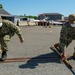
top-left (1, 51), bottom-right (7, 61)
top-left (54, 43), bottom-right (62, 53)
top-left (54, 43), bottom-right (59, 48)
top-left (73, 51), bottom-right (75, 60)
top-left (73, 47), bottom-right (75, 60)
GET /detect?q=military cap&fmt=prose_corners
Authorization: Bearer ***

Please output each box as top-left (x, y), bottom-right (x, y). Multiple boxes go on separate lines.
top-left (68, 14), bottom-right (75, 23)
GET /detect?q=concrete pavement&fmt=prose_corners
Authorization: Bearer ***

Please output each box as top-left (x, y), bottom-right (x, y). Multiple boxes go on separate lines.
top-left (0, 26), bottom-right (75, 75)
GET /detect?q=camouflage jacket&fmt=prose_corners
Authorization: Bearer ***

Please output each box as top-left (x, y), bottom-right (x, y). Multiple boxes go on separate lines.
top-left (60, 22), bottom-right (75, 44)
top-left (0, 20), bottom-right (23, 39)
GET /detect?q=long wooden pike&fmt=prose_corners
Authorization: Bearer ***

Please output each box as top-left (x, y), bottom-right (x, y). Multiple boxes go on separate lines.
top-left (51, 45), bottom-right (73, 69)
top-left (0, 57), bottom-right (60, 63)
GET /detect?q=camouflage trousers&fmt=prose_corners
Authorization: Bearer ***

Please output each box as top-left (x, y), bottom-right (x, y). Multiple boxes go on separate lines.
top-left (59, 38), bottom-right (74, 52)
top-left (0, 35), bottom-right (11, 51)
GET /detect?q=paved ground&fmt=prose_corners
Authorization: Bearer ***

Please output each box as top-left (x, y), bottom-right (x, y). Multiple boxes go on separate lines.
top-left (0, 26), bottom-right (75, 75)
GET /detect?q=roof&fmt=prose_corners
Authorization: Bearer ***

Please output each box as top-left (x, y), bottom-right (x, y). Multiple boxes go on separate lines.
top-left (0, 8), bottom-right (11, 16)
top-left (39, 13), bottom-right (63, 16)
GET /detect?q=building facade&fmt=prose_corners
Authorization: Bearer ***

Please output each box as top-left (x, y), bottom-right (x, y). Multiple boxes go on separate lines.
top-left (38, 13), bottom-right (64, 21)
top-left (0, 8), bottom-right (15, 22)
top-left (0, 8), bottom-right (23, 25)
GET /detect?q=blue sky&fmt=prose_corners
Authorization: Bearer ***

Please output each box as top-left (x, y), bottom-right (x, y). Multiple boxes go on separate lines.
top-left (0, 0), bottom-right (75, 17)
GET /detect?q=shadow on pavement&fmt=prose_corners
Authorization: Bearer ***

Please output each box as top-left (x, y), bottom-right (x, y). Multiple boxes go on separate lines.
top-left (19, 52), bottom-right (61, 69)
top-left (19, 48), bottom-right (75, 75)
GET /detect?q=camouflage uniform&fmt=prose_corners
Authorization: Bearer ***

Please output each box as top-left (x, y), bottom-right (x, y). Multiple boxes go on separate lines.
top-left (0, 20), bottom-right (23, 51)
top-left (59, 22), bottom-right (75, 51)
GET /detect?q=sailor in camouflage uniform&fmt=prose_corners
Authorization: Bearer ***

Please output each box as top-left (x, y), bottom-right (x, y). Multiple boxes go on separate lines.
top-left (54, 14), bottom-right (75, 61)
top-left (0, 16), bottom-right (24, 61)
